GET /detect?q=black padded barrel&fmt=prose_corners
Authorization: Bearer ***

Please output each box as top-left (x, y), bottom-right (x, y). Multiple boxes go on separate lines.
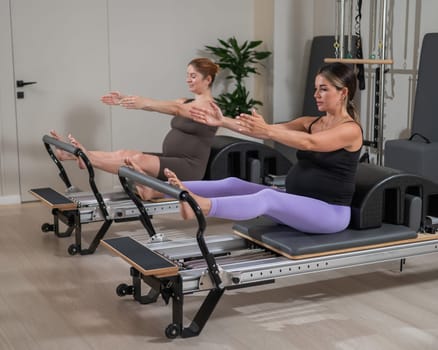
top-left (351, 163), bottom-right (438, 229)
top-left (204, 136), bottom-right (292, 183)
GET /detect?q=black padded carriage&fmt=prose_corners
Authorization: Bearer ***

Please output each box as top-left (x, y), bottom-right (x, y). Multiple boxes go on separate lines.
top-left (233, 218), bottom-right (417, 258)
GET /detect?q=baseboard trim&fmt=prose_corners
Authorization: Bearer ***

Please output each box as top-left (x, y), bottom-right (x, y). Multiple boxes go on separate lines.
top-left (0, 195), bottom-right (21, 205)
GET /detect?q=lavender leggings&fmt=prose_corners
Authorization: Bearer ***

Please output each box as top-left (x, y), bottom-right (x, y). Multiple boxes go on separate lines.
top-left (183, 177), bottom-right (350, 234)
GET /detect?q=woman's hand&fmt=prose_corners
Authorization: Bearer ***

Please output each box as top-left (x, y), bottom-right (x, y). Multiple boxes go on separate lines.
top-left (190, 101), bottom-right (224, 127)
top-left (100, 91), bottom-right (125, 105)
top-left (236, 109), bottom-right (271, 139)
top-left (119, 95), bottom-right (147, 110)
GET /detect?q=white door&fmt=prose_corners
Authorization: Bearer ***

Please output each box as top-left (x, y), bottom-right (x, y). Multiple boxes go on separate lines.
top-left (11, 0), bottom-right (113, 201)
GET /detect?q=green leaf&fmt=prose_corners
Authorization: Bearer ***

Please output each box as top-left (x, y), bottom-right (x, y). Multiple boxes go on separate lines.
top-left (247, 40), bottom-right (262, 49)
top-left (205, 36), bottom-right (271, 118)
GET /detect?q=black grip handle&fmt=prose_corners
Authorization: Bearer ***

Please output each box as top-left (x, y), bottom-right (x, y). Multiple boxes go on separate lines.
top-left (118, 166), bottom-right (184, 199)
top-left (42, 135), bottom-right (78, 155)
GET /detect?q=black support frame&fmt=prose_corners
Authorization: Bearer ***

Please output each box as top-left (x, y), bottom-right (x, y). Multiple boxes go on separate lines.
top-left (42, 135), bottom-right (120, 255)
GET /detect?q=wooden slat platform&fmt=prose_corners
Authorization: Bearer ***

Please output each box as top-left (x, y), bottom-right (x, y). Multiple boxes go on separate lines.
top-left (29, 187), bottom-right (77, 210)
top-left (101, 237), bottom-right (178, 277)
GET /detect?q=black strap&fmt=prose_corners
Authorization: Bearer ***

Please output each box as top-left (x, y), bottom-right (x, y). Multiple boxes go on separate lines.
top-left (308, 116), bottom-right (323, 134)
top-left (359, 152), bottom-right (370, 163)
top-left (409, 133), bottom-right (431, 143)
top-left (355, 0), bottom-right (365, 90)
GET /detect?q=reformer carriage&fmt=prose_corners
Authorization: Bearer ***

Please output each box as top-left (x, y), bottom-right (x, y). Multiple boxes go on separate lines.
top-left (102, 163), bottom-right (438, 339)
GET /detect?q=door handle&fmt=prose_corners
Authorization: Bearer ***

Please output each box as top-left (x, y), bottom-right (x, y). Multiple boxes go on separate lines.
top-left (16, 80), bottom-right (37, 88)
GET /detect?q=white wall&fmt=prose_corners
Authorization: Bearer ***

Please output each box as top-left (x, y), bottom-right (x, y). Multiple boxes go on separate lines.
top-left (0, 0), bottom-right (20, 204)
top-left (272, 0), bottom-right (314, 124)
top-left (254, 0), bottom-right (275, 120)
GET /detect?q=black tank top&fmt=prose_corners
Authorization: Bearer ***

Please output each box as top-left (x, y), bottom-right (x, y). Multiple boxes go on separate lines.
top-left (285, 118), bottom-right (361, 205)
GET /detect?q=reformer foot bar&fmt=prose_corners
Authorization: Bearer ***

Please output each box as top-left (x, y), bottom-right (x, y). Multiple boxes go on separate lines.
top-left (102, 164), bottom-right (438, 339)
top-left (30, 135), bottom-right (179, 255)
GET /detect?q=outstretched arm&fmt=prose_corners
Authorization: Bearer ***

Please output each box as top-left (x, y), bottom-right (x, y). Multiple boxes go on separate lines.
top-left (118, 95), bottom-right (206, 120)
top-left (190, 101), bottom-right (244, 132)
top-left (101, 90), bottom-right (200, 119)
top-left (238, 110), bottom-right (362, 152)
top-left (189, 101), bottom-right (316, 136)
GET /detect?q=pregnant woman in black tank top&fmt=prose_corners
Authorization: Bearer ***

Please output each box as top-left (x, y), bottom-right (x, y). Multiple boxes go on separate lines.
top-left (151, 62), bottom-right (363, 234)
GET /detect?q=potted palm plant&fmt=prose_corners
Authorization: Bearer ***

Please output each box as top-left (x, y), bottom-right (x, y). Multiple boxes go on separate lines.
top-left (205, 37), bottom-right (271, 117)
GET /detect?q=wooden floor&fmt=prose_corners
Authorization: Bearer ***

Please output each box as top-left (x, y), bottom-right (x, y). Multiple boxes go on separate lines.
top-left (1, 202), bottom-right (438, 349)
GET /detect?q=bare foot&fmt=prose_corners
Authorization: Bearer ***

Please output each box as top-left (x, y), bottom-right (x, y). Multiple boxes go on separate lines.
top-left (164, 168), bottom-right (211, 220)
top-left (124, 158), bottom-right (163, 200)
top-left (67, 134), bottom-right (87, 169)
top-left (49, 130), bottom-right (76, 161)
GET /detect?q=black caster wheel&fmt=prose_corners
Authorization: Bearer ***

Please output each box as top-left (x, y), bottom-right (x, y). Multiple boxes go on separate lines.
top-left (41, 223), bottom-right (54, 232)
top-left (116, 283), bottom-right (133, 297)
top-left (67, 244), bottom-right (79, 255)
top-left (165, 323), bottom-right (180, 339)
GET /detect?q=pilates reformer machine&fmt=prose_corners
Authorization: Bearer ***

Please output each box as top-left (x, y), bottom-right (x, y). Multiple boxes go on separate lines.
top-left (29, 135), bottom-right (180, 255)
top-left (102, 163), bottom-right (438, 339)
